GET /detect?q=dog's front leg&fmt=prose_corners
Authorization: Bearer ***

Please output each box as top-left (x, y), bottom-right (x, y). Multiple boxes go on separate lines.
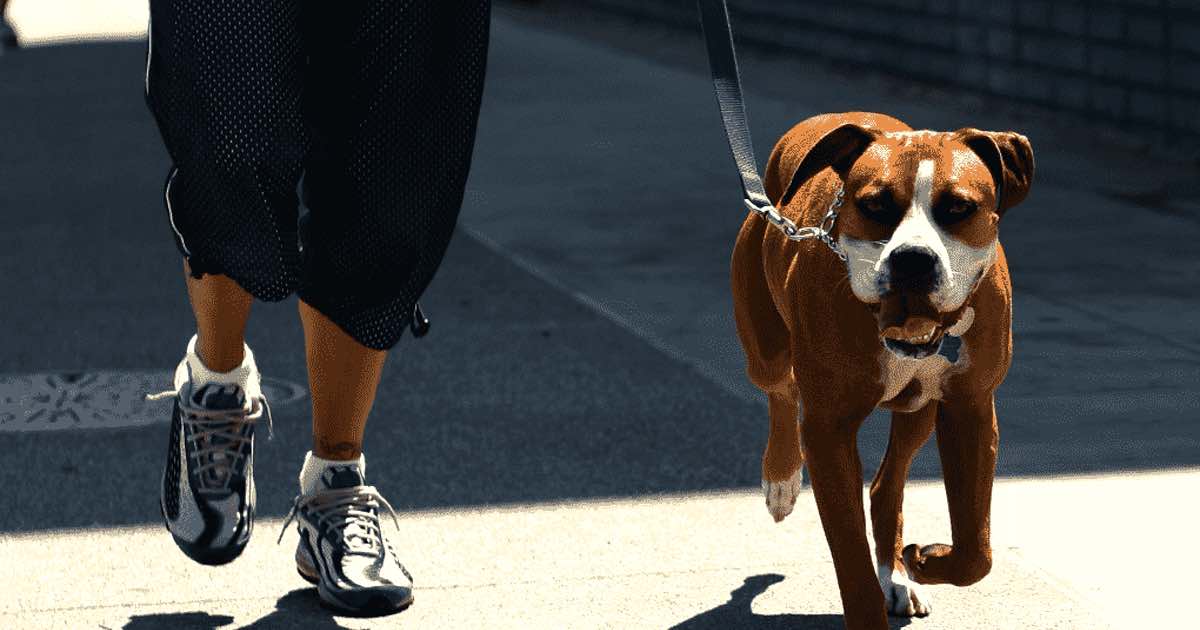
top-left (762, 394), bottom-right (804, 522)
top-left (870, 404), bottom-right (936, 617)
top-left (903, 392), bottom-right (998, 587)
top-left (802, 410), bottom-right (889, 630)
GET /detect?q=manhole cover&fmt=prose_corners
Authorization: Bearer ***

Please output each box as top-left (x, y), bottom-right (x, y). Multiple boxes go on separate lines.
top-left (0, 371), bottom-right (307, 433)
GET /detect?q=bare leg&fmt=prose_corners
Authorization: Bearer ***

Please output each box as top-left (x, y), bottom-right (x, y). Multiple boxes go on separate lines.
top-left (298, 299), bottom-right (387, 460)
top-left (869, 404), bottom-right (936, 616)
top-left (183, 259), bottom-right (252, 371)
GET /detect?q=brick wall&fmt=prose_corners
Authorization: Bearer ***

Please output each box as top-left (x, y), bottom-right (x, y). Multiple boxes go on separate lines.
top-left (569, 0), bottom-right (1200, 142)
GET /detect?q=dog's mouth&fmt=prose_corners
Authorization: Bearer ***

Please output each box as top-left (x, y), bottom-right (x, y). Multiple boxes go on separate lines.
top-left (879, 318), bottom-right (945, 360)
top-left (872, 288), bottom-right (961, 360)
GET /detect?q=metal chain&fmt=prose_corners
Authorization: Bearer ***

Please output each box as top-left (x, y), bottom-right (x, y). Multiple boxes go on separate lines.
top-left (743, 185), bottom-right (847, 261)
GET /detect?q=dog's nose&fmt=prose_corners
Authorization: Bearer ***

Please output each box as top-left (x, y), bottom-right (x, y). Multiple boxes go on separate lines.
top-left (887, 246), bottom-right (938, 290)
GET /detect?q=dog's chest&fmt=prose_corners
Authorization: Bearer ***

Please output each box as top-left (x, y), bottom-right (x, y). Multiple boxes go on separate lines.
top-left (876, 310), bottom-right (974, 412)
top-left (875, 339), bottom-right (972, 412)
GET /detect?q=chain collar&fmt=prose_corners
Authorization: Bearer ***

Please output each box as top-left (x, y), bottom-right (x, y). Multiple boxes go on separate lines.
top-left (744, 184), bottom-right (847, 261)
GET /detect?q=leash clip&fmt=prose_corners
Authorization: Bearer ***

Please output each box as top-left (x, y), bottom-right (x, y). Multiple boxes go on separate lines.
top-left (744, 186), bottom-right (847, 261)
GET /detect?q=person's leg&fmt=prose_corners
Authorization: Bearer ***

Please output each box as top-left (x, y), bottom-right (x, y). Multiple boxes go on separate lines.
top-left (297, 0), bottom-right (489, 456)
top-left (281, 0), bottom-right (490, 614)
top-left (298, 299), bottom-right (386, 460)
top-left (296, 0), bottom-right (491, 351)
top-left (145, 0), bottom-right (308, 305)
top-left (147, 0), bottom-right (306, 566)
top-left (184, 258), bottom-right (252, 372)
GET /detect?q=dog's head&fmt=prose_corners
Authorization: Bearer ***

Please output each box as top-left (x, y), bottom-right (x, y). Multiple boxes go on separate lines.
top-left (787, 124), bottom-right (1034, 359)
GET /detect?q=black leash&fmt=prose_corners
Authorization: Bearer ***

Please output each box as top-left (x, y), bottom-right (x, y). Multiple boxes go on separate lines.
top-left (695, 0), bottom-right (847, 259)
top-left (696, 0), bottom-right (772, 213)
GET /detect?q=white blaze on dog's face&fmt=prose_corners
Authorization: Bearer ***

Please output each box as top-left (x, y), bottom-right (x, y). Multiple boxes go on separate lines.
top-left (836, 132), bottom-right (1003, 312)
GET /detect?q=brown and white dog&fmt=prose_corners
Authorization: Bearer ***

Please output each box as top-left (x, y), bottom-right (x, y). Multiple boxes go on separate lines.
top-left (731, 112), bottom-right (1033, 629)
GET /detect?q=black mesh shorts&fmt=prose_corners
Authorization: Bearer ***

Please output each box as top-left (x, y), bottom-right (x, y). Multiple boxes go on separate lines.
top-left (145, 0), bottom-right (491, 350)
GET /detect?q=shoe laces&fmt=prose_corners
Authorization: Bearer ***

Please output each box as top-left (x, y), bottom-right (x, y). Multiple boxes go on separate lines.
top-left (147, 386), bottom-right (274, 495)
top-left (278, 485), bottom-right (400, 557)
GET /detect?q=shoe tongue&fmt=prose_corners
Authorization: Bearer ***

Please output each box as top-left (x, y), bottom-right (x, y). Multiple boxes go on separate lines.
top-left (191, 383), bottom-right (247, 410)
top-left (190, 384), bottom-right (248, 490)
top-left (321, 464), bottom-right (365, 490)
top-left (321, 464), bottom-right (379, 556)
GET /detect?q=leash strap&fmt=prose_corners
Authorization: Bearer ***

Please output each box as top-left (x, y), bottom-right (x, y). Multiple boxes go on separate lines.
top-left (696, 0), bottom-right (771, 212)
top-left (695, 0), bottom-right (847, 260)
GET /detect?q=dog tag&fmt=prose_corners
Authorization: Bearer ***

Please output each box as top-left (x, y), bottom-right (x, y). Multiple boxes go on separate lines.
top-left (938, 335), bottom-right (962, 363)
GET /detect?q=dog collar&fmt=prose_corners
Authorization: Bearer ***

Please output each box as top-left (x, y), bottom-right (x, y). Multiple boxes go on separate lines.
top-left (743, 183), bottom-right (847, 261)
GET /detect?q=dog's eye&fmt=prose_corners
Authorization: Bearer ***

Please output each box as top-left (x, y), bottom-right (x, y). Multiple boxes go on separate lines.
top-left (857, 194), bottom-right (890, 214)
top-left (947, 200), bottom-right (977, 215)
top-left (935, 197), bottom-right (978, 224)
top-left (856, 193), bottom-right (900, 224)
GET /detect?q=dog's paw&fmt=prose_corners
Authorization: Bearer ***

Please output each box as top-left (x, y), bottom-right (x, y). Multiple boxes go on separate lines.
top-left (877, 564), bottom-right (932, 617)
top-left (762, 467), bottom-right (803, 523)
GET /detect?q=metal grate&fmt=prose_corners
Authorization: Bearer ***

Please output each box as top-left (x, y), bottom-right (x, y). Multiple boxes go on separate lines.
top-left (0, 371), bottom-right (307, 433)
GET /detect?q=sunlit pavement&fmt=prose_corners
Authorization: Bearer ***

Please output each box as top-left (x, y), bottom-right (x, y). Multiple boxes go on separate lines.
top-left (1, 2), bottom-right (1197, 629)
top-left (3, 477), bottom-right (1160, 630)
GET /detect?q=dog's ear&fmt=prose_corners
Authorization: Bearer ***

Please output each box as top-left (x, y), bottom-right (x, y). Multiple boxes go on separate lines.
top-left (779, 123), bottom-right (878, 206)
top-left (953, 129), bottom-right (1035, 213)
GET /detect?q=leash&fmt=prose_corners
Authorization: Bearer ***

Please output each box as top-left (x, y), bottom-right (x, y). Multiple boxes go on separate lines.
top-left (695, 0), bottom-right (846, 261)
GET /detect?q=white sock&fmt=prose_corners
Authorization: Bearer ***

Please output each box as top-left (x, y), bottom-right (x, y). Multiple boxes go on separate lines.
top-left (177, 334), bottom-right (262, 400)
top-left (299, 450), bottom-right (367, 496)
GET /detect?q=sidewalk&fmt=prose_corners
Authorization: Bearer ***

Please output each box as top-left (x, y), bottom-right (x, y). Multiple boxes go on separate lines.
top-left (5, 478), bottom-right (1138, 630)
top-left (0, 4), bottom-right (1197, 629)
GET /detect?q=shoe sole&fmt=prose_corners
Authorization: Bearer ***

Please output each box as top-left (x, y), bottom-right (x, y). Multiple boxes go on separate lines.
top-left (158, 500), bottom-right (249, 566)
top-left (296, 548), bottom-right (414, 616)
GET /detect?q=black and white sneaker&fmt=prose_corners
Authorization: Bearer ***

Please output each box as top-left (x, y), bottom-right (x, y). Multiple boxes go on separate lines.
top-left (280, 453), bottom-right (414, 615)
top-left (151, 336), bottom-right (271, 566)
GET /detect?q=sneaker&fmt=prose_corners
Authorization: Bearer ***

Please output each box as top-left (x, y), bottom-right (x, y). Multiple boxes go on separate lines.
top-left (280, 452), bottom-right (414, 615)
top-left (150, 335), bottom-right (272, 566)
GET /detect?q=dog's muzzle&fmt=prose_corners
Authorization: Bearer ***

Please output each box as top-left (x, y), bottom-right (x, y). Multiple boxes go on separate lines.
top-left (884, 245), bottom-right (941, 295)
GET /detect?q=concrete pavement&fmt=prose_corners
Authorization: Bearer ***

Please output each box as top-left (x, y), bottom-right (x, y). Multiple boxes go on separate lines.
top-left (0, 2), bottom-right (1197, 629)
top-left (2, 479), bottom-right (1129, 630)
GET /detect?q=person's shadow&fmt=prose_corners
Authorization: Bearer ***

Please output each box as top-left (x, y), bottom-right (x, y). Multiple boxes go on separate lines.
top-left (670, 574), bottom-right (913, 630)
top-left (122, 589), bottom-right (350, 630)
top-left (123, 611), bottom-right (234, 630)
top-left (239, 588), bottom-right (351, 629)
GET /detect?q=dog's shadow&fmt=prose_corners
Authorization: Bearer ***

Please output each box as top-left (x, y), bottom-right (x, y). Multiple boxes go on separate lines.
top-left (670, 574), bottom-right (913, 630)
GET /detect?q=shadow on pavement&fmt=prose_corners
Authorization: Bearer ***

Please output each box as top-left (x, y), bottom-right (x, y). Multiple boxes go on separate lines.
top-left (237, 589), bottom-right (352, 629)
top-left (121, 590), bottom-right (357, 629)
top-left (123, 611), bottom-right (234, 630)
top-left (670, 574), bottom-right (913, 630)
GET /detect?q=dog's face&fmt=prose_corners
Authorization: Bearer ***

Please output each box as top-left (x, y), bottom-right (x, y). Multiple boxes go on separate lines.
top-left (786, 125), bottom-right (1034, 359)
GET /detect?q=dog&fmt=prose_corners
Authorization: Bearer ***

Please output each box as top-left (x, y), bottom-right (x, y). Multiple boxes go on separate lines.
top-left (731, 112), bottom-right (1034, 629)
